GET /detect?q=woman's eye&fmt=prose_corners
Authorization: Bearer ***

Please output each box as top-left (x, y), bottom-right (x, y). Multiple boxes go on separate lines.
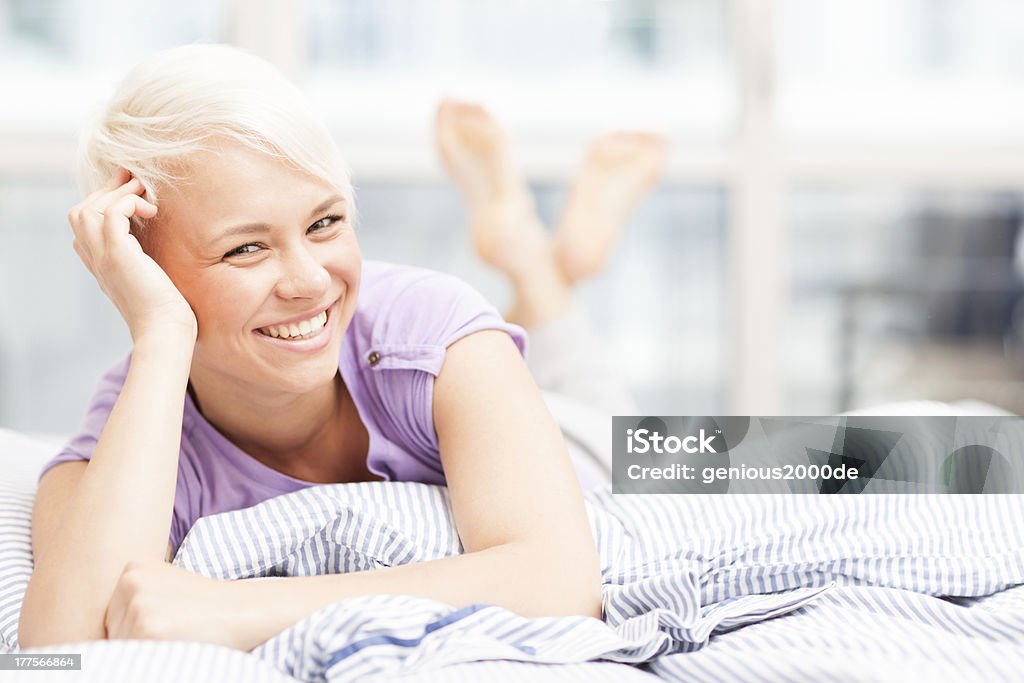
top-left (222, 216), bottom-right (344, 259)
top-left (309, 215), bottom-right (345, 232)
top-left (224, 243), bottom-right (261, 258)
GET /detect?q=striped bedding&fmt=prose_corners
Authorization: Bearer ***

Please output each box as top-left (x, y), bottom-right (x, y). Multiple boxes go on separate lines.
top-left (172, 485), bottom-right (1024, 682)
top-left (3, 426), bottom-right (1024, 682)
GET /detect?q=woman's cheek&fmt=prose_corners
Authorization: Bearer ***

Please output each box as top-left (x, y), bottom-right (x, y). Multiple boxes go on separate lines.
top-left (195, 274), bottom-right (265, 335)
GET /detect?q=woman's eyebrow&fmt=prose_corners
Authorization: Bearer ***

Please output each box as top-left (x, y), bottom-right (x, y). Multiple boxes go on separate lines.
top-left (211, 195), bottom-right (346, 242)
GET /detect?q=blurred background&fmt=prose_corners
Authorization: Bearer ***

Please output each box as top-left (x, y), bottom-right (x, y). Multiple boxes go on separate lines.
top-left (2, 0), bottom-right (1024, 435)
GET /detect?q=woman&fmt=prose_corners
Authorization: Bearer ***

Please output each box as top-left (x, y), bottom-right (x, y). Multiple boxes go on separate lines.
top-left (20, 44), bottom-right (666, 651)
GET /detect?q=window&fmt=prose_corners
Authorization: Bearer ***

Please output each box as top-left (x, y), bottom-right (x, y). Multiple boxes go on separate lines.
top-left (787, 188), bottom-right (1024, 413)
top-left (3, 0), bottom-right (1023, 431)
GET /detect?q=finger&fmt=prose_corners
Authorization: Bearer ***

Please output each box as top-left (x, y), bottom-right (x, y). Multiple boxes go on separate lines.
top-left (67, 202), bottom-right (108, 247)
top-left (78, 169), bottom-right (134, 209)
top-left (74, 165), bottom-right (135, 205)
top-left (89, 177), bottom-right (146, 214)
top-left (67, 192), bottom-right (133, 251)
top-left (70, 178), bottom-right (145, 241)
top-left (99, 194), bottom-right (158, 246)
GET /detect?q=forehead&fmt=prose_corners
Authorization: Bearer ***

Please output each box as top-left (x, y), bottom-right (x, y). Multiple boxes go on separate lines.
top-left (159, 142), bottom-right (340, 237)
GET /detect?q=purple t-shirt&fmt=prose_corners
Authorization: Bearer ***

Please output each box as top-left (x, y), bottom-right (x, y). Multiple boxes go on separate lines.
top-left (40, 260), bottom-right (588, 554)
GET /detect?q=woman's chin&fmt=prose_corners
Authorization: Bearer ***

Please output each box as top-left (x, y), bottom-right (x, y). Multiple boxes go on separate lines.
top-left (266, 357), bottom-right (340, 394)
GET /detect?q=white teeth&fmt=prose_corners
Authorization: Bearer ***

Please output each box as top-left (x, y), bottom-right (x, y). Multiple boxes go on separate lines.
top-left (260, 308), bottom-right (330, 340)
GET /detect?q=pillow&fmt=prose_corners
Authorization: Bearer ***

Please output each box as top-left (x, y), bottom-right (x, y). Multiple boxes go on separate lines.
top-left (0, 428), bottom-right (64, 650)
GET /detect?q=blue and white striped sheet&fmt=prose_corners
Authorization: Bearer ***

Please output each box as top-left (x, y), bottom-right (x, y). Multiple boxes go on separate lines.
top-left (3, 640), bottom-right (300, 683)
top-left (0, 429), bottom-right (61, 651)
top-left (649, 584), bottom-right (1024, 682)
top-left (0, 432), bottom-right (651, 682)
top-left (4, 423), bottom-right (1024, 682)
top-left (0, 483), bottom-right (32, 652)
top-left (174, 484), bottom-right (1024, 682)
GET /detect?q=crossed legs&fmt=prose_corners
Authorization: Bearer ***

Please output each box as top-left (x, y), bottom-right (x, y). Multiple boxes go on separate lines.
top-left (434, 98), bottom-right (667, 330)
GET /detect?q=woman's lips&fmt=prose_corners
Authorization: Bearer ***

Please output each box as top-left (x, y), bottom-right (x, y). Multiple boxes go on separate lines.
top-left (257, 310), bottom-right (328, 340)
top-left (256, 301), bottom-right (334, 336)
top-left (253, 300), bottom-right (337, 351)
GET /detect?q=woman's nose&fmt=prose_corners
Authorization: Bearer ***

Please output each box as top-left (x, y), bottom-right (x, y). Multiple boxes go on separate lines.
top-left (275, 246), bottom-right (330, 300)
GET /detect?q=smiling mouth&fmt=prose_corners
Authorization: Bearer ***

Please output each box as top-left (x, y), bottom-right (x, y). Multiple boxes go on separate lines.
top-left (256, 307), bottom-right (331, 340)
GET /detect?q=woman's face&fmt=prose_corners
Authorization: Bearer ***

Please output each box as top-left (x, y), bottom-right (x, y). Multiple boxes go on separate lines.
top-left (148, 141), bottom-right (361, 397)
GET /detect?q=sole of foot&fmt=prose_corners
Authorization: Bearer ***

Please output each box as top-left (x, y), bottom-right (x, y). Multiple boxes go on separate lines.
top-left (554, 131), bottom-right (669, 283)
top-left (434, 98), bottom-right (550, 276)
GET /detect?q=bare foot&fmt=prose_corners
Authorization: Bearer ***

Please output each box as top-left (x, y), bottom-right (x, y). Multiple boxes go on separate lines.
top-left (554, 132), bottom-right (668, 283)
top-left (435, 98), bottom-right (550, 279)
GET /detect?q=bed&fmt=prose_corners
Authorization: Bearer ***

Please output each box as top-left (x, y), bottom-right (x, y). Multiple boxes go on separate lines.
top-left (2, 416), bottom-right (1022, 682)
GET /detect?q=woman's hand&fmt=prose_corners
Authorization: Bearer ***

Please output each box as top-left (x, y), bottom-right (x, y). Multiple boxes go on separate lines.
top-left (104, 561), bottom-right (257, 650)
top-left (68, 168), bottom-right (197, 343)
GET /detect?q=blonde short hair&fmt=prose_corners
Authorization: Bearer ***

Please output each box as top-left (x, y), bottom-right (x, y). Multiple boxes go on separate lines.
top-left (75, 43), bottom-right (355, 233)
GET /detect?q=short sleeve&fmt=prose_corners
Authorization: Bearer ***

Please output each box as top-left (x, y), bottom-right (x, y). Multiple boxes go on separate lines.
top-left (351, 263), bottom-right (529, 478)
top-left (380, 268), bottom-right (528, 360)
top-left (37, 353), bottom-right (132, 482)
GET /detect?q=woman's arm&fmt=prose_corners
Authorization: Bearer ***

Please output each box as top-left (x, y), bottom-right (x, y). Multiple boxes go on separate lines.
top-left (98, 329), bottom-right (602, 652)
top-left (226, 329), bottom-right (602, 648)
top-left (19, 334), bottom-right (194, 648)
top-left (19, 170), bottom-right (197, 648)
top-left (431, 328), bottom-right (603, 615)
top-left (227, 538), bottom-right (600, 650)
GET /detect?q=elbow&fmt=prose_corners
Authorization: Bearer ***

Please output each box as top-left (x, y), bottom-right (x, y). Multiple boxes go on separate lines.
top-left (587, 582), bottom-right (605, 620)
top-left (17, 613), bottom-right (49, 651)
top-left (18, 589), bottom-right (46, 650)
top-left (19, 617), bottom-right (103, 652)
top-left (561, 541), bottom-right (604, 620)
top-left (18, 592), bottom-right (105, 651)
top-left (19, 610), bottom-right (58, 651)
top-left (568, 583), bottom-right (604, 621)
top-left (17, 628), bottom-right (47, 653)
top-left (572, 569), bottom-right (604, 620)
top-left (506, 531), bottom-right (603, 619)
top-left (538, 573), bottom-right (602, 620)
top-left (551, 558), bottom-right (603, 619)
top-left (523, 547), bottom-right (603, 620)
